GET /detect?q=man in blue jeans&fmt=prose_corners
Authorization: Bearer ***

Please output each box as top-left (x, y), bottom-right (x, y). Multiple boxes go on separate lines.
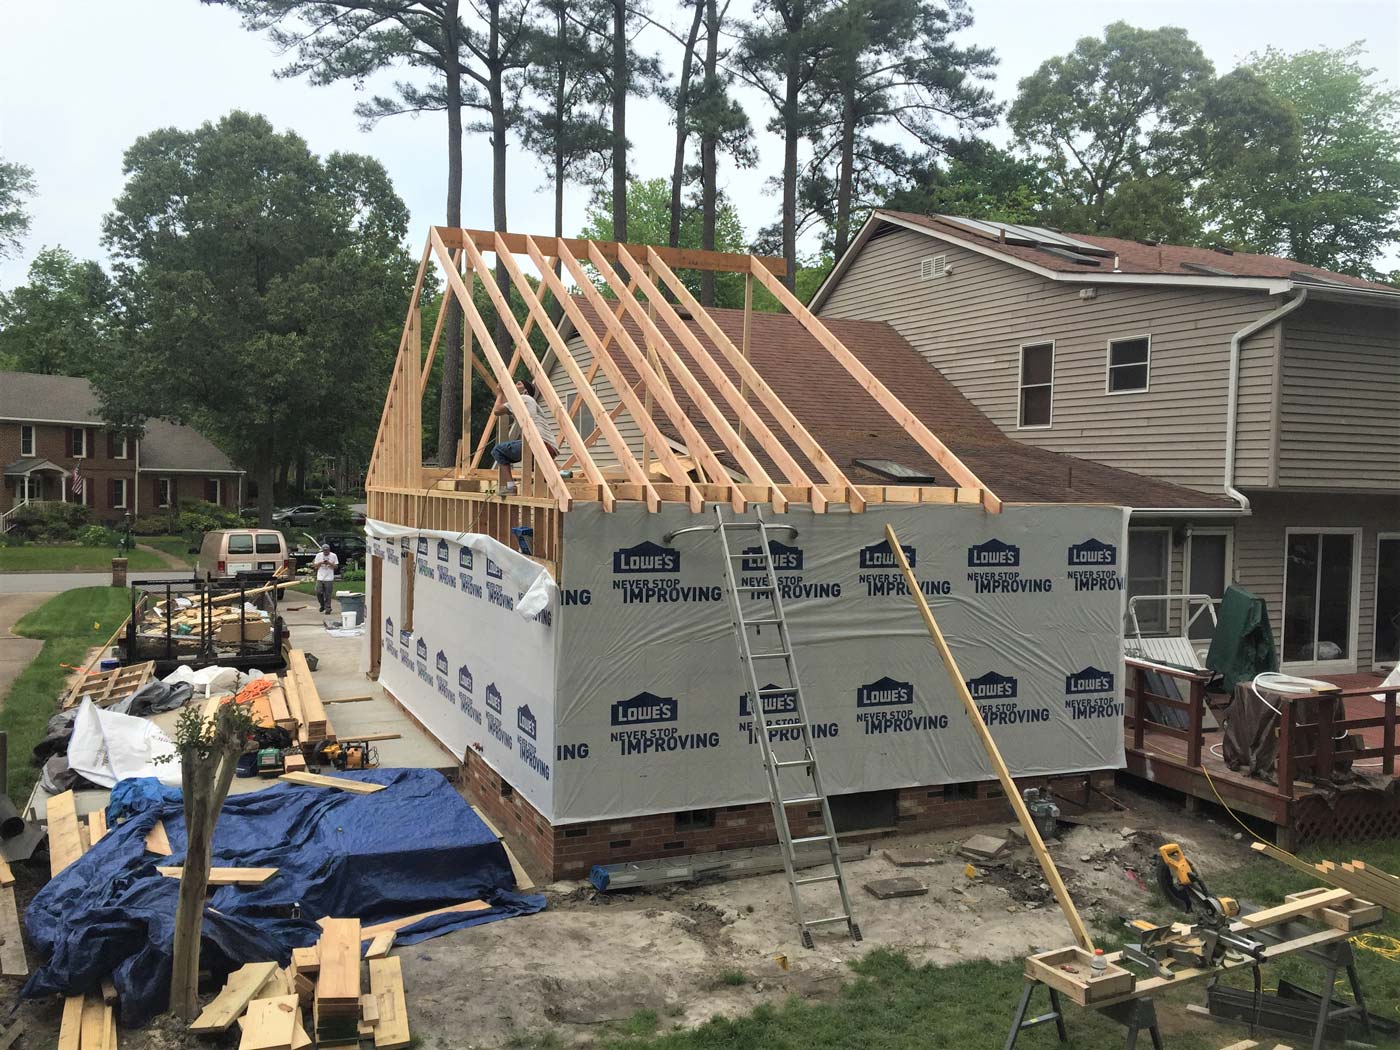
top-left (491, 379), bottom-right (558, 494)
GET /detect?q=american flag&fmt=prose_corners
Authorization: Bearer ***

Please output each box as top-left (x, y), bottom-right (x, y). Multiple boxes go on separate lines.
top-left (71, 465), bottom-right (85, 497)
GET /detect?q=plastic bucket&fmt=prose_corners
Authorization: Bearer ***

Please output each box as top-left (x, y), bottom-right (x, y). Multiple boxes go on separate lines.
top-left (341, 610), bottom-right (358, 629)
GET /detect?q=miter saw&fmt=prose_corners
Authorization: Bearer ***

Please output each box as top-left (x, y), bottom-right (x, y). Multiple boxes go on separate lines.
top-left (1121, 843), bottom-right (1267, 979)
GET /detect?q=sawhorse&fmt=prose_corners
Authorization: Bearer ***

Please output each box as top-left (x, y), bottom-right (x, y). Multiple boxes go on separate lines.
top-left (1005, 981), bottom-right (1164, 1050)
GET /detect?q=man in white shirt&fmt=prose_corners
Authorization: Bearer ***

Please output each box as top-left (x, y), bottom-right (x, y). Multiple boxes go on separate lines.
top-left (490, 379), bottom-right (558, 495)
top-left (312, 543), bottom-right (339, 614)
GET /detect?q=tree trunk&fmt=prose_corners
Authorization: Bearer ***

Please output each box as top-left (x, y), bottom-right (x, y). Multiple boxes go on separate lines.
top-left (781, 1), bottom-right (803, 291)
top-left (669, 1), bottom-right (705, 249)
top-left (611, 0), bottom-right (628, 243)
top-left (834, 84), bottom-right (856, 259)
top-left (257, 449), bottom-right (275, 528)
top-left (294, 453), bottom-right (307, 498)
top-left (699, 0), bottom-right (720, 305)
top-left (438, 1), bottom-right (465, 466)
top-left (490, 56), bottom-right (512, 370)
top-left (170, 757), bottom-right (212, 1020)
top-left (275, 459), bottom-right (291, 504)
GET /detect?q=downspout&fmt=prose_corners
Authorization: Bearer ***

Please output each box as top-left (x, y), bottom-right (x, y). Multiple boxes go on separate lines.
top-left (1224, 288), bottom-right (1308, 514)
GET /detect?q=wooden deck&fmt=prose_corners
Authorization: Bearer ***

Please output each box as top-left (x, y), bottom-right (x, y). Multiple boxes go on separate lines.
top-left (1122, 662), bottom-right (1399, 847)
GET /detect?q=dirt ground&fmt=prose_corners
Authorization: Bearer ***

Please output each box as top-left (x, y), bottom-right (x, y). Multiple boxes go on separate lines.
top-left (2, 784), bottom-right (1261, 1050)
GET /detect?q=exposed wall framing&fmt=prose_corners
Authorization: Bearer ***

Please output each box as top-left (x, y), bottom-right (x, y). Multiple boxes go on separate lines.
top-left (367, 228), bottom-right (1001, 518)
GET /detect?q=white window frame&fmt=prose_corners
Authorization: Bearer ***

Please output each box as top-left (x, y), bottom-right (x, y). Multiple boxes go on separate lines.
top-left (1184, 528), bottom-right (1234, 641)
top-left (1127, 526), bottom-right (1173, 635)
top-left (19, 425), bottom-right (34, 457)
top-left (1374, 531), bottom-right (1400, 672)
top-left (1280, 526), bottom-right (1362, 673)
top-left (71, 427), bottom-right (87, 458)
top-left (113, 432), bottom-right (128, 459)
top-left (1017, 340), bottom-right (1054, 430)
top-left (112, 477), bottom-right (127, 510)
top-left (1105, 333), bottom-right (1152, 395)
top-left (208, 478), bottom-right (222, 505)
top-left (158, 478), bottom-right (173, 509)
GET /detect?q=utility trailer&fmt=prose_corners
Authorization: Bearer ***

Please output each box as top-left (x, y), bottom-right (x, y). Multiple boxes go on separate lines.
top-left (121, 576), bottom-right (288, 676)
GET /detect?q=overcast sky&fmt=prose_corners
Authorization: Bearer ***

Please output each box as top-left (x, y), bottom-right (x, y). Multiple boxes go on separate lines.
top-left (2, 0), bottom-right (1397, 291)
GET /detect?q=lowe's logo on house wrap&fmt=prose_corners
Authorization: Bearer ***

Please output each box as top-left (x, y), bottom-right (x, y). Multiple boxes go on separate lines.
top-left (434, 651), bottom-right (453, 702)
top-left (741, 540), bottom-right (804, 573)
top-left (1066, 539), bottom-right (1124, 592)
top-left (383, 618), bottom-right (398, 659)
top-left (517, 705), bottom-right (550, 780)
top-left (739, 685), bottom-right (837, 745)
top-left (609, 692), bottom-right (720, 757)
top-left (517, 704), bottom-right (538, 740)
top-left (739, 684), bottom-right (798, 718)
top-left (610, 691), bottom-right (677, 726)
top-left (416, 537), bottom-right (429, 558)
top-left (435, 650), bottom-right (449, 675)
top-left (459, 547), bottom-right (474, 570)
top-left (436, 539), bottom-right (450, 562)
top-left (415, 638), bottom-right (428, 661)
top-left (966, 539), bottom-right (1052, 595)
top-left (483, 683), bottom-right (512, 750)
top-left (859, 538), bottom-right (914, 569)
top-left (966, 671), bottom-right (1017, 700)
top-left (414, 637), bottom-right (432, 685)
top-left (486, 556), bottom-right (503, 581)
top-left (456, 665), bottom-right (481, 725)
top-left (613, 541), bottom-right (681, 574)
top-left (385, 616), bottom-right (394, 637)
top-left (1063, 665), bottom-right (1124, 720)
top-left (485, 682), bottom-right (503, 714)
top-left (855, 677), bottom-right (947, 735)
top-left (967, 539), bottom-right (1020, 568)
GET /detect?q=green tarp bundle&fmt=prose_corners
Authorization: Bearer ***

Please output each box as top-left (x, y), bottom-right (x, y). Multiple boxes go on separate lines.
top-left (1206, 584), bottom-right (1278, 694)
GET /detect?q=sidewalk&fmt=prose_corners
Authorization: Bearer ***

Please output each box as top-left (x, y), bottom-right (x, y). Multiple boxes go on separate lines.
top-left (0, 592), bottom-right (52, 705)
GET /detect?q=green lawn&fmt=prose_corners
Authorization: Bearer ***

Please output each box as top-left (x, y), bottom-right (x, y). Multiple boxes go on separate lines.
top-left (133, 534), bottom-right (197, 566)
top-left (512, 838), bottom-right (1400, 1050)
top-left (2, 587), bottom-right (131, 800)
top-left (0, 545), bottom-right (166, 572)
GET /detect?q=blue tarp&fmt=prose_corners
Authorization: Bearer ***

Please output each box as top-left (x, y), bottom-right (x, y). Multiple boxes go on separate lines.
top-left (23, 768), bottom-right (544, 1024)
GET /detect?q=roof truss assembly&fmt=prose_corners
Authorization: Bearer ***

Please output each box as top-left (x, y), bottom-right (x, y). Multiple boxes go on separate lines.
top-left (367, 228), bottom-right (1001, 515)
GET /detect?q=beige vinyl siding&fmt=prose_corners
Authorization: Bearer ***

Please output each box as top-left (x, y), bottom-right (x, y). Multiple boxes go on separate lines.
top-left (1232, 492), bottom-right (1394, 669)
top-left (1277, 302), bottom-right (1400, 490)
top-left (544, 335), bottom-right (643, 469)
top-left (819, 226), bottom-right (1279, 496)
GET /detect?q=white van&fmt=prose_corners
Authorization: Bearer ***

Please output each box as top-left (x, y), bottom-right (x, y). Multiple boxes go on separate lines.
top-left (196, 529), bottom-right (290, 581)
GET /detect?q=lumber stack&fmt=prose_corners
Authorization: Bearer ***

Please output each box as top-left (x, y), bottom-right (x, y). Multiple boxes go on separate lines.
top-left (314, 918), bottom-right (362, 1048)
top-left (283, 648), bottom-right (332, 742)
top-left (1250, 841), bottom-right (1400, 912)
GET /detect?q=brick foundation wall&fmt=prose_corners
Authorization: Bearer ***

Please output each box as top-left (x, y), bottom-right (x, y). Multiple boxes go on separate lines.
top-left (455, 750), bottom-right (1117, 882)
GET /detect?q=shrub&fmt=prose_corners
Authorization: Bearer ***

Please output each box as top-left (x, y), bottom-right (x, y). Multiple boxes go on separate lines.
top-left (133, 512), bottom-right (179, 536)
top-left (77, 524), bottom-right (118, 547)
top-left (9, 502), bottom-right (92, 543)
top-left (177, 500), bottom-right (243, 538)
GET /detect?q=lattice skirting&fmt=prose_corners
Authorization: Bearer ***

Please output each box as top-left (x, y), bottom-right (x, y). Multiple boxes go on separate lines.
top-left (1292, 788), bottom-right (1400, 844)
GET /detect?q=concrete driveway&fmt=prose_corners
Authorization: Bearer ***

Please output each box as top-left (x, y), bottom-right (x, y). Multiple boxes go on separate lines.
top-left (0, 591), bottom-right (52, 704)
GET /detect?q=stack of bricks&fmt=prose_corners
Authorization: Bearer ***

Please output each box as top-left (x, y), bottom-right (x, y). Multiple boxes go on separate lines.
top-left (459, 742), bottom-right (1116, 881)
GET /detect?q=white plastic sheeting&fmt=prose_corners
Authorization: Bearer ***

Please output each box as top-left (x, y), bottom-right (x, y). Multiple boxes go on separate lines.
top-left (364, 501), bottom-right (1128, 825)
top-left (67, 698), bottom-right (182, 788)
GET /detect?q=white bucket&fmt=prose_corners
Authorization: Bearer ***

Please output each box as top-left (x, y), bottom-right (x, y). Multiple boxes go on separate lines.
top-left (341, 610), bottom-right (358, 629)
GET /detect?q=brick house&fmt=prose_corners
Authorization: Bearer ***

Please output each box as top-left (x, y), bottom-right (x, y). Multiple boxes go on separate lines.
top-left (1, 371), bottom-right (243, 527)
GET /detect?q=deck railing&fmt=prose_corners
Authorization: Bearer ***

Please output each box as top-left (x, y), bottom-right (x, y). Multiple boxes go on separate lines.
top-left (1124, 657), bottom-right (1212, 768)
top-left (1277, 685), bottom-right (1397, 786)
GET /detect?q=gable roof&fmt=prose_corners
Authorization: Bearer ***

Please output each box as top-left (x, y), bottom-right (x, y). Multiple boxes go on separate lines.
top-left (560, 298), bottom-right (1233, 510)
top-left (0, 371), bottom-right (240, 473)
top-left (812, 210), bottom-right (1400, 310)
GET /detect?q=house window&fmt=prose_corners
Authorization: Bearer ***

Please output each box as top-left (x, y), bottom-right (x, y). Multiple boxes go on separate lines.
top-left (1107, 336), bottom-right (1150, 393)
top-left (1018, 342), bottom-right (1053, 428)
top-left (205, 478), bottom-right (221, 504)
top-left (1375, 534), bottom-right (1400, 669)
top-left (110, 478), bottom-right (127, 510)
top-left (1185, 530), bottom-right (1232, 641)
top-left (1127, 528), bottom-right (1172, 635)
top-left (70, 427), bottom-right (87, 458)
top-left (19, 425), bottom-right (34, 457)
top-left (157, 478), bottom-right (173, 508)
top-left (1282, 529), bottom-right (1359, 668)
top-left (112, 432), bottom-right (128, 459)
top-left (674, 809), bottom-right (715, 831)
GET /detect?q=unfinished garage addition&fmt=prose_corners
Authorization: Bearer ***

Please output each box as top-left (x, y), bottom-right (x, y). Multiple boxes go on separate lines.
top-left (364, 228), bottom-right (1129, 878)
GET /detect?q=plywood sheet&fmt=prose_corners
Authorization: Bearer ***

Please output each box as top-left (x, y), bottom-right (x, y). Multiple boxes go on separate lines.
top-left (47, 789), bottom-right (85, 876)
top-left (238, 995), bottom-right (299, 1050)
top-left (369, 956), bottom-right (410, 1049)
top-left (316, 918), bottom-right (362, 1006)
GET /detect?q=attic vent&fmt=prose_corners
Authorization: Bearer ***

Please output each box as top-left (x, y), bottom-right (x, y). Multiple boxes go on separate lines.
top-left (919, 254), bottom-right (947, 280)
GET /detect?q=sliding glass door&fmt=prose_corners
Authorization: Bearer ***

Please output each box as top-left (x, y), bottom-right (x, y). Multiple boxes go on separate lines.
top-left (1376, 534), bottom-right (1400, 670)
top-left (1282, 529), bottom-right (1360, 671)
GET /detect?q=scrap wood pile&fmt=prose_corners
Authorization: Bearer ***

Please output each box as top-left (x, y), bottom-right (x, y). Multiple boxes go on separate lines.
top-left (1252, 841), bottom-right (1400, 912)
top-left (61, 662), bottom-right (155, 711)
top-left (190, 917), bottom-right (414, 1050)
top-left (136, 594), bottom-right (274, 644)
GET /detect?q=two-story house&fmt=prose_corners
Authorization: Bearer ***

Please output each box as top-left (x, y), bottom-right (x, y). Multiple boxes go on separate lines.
top-left (1, 371), bottom-right (244, 527)
top-left (811, 211), bottom-right (1400, 675)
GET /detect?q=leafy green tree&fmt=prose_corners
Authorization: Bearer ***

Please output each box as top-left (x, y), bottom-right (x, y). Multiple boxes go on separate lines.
top-left (1008, 21), bottom-right (1213, 236)
top-left (98, 112), bottom-right (415, 524)
top-left (1204, 44), bottom-right (1400, 278)
top-left (806, 0), bottom-right (998, 257)
top-left (0, 248), bottom-right (116, 376)
top-left (580, 176), bottom-right (749, 306)
top-left (0, 157), bottom-right (35, 261)
top-left (884, 140), bottom-right (1043, 223)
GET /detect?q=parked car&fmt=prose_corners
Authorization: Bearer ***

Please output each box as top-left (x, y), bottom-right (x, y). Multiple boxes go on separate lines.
top-left (319, 532), bottom-right (367, 569)
top-left (272, 503), bottom-right (326, 526)
top-left (349, 503), bottom-right (367, 525)
top-left (196, 529), bottom-right (291, 581)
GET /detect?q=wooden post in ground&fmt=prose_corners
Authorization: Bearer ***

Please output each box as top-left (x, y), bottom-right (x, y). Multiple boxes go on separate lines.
top-left (883, 523), bottom-right (1095, 952)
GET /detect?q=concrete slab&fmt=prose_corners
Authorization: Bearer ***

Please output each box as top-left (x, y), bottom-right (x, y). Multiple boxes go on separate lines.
top-left (0, 591), bottom-right (51, 705)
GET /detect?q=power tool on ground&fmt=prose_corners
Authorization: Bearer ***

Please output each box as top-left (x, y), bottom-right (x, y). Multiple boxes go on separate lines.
top-left (1121, 843), bottom-right (1266, 979)
top-left (311, 739), bottom-right (379, 771)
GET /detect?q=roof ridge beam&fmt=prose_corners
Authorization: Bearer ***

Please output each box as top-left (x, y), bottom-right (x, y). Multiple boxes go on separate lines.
top-left (588, 244), bottom-right (786, 512)
top-left (543, 240), bottom-right (732, 510)
top-left (748, 257), bottom-right (1002, 514)
top-left (429, 228), bottom-right (573, 511)
top-left (618, 246), bottom-right (816, 511)
top-left (645, 248), bottom-right (867, 514)
top-left (492, 234), bottom-right (660, 511)
top-left (436, 226), bottom-right (785, 276)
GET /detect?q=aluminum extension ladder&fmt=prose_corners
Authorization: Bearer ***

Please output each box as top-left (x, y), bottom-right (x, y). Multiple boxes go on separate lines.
top-left (667, 505), bottom-right (861, 948)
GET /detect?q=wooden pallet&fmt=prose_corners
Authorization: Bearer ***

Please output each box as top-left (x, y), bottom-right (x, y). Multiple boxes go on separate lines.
top-left (64, 661), bottom-right (155, 709)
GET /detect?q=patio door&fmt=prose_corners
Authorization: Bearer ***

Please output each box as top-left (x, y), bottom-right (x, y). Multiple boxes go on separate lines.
top-left (1376, 534), bottom-right (1400, 670)
top-left (1281, 528), bottom-right (1360, 672)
